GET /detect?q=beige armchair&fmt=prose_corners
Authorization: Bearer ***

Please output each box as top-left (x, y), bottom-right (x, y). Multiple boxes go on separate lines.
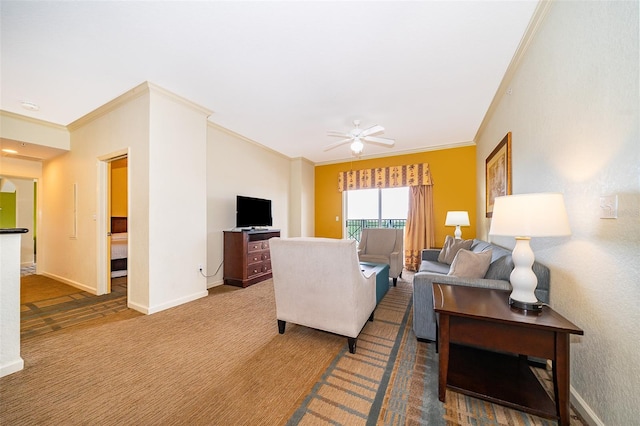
top-left (357, 228), bottom-right (404, 285)
top-left (270, 237), bottom-right (377, 354)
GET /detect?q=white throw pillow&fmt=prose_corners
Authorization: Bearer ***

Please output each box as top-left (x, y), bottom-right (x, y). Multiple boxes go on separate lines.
top-left (448, 249), bottom-right (493, 279)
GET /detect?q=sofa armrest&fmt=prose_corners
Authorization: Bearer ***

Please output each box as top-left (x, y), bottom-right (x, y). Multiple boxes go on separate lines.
top-left (421, 249), bottom-right (440, 262)
top-left (412, 272), bottom-right (512, 341)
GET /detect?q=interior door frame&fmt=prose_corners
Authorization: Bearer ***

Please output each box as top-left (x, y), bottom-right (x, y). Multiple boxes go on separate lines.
top-left (97, 149), bottom-right (128, 295)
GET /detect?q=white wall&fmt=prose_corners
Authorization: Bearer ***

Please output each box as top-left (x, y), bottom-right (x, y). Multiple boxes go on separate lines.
top-left (289, 157), bottom-right (315, 237)
top-left (146, 88), bottom-right (209, 312)
top-left (42, 85), bottom-right (151, 304)
top-left (41, 82), bottom-right (212, 314)
top-left (206, 123), bottom-right (291, 287)
top-left (0, 233), bottom-right (24, 377)
top-left (476, 2), bottom-right (639, 424)
top-left (12, 177), bottom-right (35, 265)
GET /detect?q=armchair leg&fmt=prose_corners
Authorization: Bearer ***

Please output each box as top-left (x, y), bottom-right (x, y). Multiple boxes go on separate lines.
top-left (369, 310), bottom-right (375, 321)
top-left (347, 337), bottom-right (357, 354)
top-left (393, 277), bottom-right (397, 286)
top-left (277, 320), bottom-right (286, 334)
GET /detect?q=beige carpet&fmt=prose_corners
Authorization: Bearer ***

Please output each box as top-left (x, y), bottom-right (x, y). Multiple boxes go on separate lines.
top-left (20, 274), bottom-right (81, 304)
top-left (20, 275), bottom-right (140, 339)
top-left (3, 279), bottom-right (345, 425)
top-left (3, 275), bottom-right (585, 425)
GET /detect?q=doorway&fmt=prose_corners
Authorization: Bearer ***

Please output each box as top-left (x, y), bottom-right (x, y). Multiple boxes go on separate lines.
top-left (97, 151), bottom-right (128, 296)
top-left (109, 157), bottom-right (128, 293)
top-left (0, 176), bottom-right (38, 271)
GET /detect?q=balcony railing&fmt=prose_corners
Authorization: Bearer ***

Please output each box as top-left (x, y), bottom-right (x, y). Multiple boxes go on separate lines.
top-left (346, 219), bottom-right (406, 241)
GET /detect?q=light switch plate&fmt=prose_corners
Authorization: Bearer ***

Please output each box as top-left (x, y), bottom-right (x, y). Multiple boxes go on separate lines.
top-left (600, 195), bottom-right (618, 219)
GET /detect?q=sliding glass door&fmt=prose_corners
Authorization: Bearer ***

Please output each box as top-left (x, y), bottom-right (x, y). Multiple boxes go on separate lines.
top-left (345, 187), bottom-right (408, 241)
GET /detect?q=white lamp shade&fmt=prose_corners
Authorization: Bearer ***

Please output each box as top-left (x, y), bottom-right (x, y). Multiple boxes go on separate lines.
top-left (489, 193), bottom-right (571, 237)
top-left (445, 211), bottom-right (470, 226)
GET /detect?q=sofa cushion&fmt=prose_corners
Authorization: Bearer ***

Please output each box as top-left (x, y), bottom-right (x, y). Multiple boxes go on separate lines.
top-left (437, 235), bottom-right (473, 264)
top-left (419, 260), bottom-right (450, 275)
top-left (484, 254), bottom-right (514, 281)
top-left (448, 249), bottom-right (493, 279)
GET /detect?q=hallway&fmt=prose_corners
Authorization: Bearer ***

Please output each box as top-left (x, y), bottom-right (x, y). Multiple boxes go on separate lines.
top-left (20, 271), bottom-right (140, 340)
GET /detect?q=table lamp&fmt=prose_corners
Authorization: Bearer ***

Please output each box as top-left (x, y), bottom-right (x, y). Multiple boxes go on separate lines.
top-left (488, 193), bottom-right (570, 311)
top-left (445, 211), bottom-right (470, 239)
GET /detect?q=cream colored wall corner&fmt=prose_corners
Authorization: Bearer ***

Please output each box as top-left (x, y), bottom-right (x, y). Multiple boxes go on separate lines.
top-left (41, 89), bottom-right (151, 306)
top-left (289, 157), bottom-right (315, 238)
top-left (42, 82), bottom-right (212, 314)
top-left (475, 1), bottom-right (639, 424)
top-left (146, 88), bottom-right (210, 312)
top-left (205, 122), bottom-right (292, 288)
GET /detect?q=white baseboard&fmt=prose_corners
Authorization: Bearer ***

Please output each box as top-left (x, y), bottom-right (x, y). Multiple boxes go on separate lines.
top-left (207, 279), bottom-right (224, 289)
top-left (41, 272), bottom-right (97, 295)
top-left (0, 357), bottom-right (24, 378)
top-left (571, 385), bottom-right (604, 426)
top-left (135, 290), bottom-right (209, 315)
top-left (127, 300), bottom-right (150, 315)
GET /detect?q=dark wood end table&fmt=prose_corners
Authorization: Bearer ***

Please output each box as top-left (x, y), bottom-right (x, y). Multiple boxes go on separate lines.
top-left (433, 283), bottom-right (583, 425)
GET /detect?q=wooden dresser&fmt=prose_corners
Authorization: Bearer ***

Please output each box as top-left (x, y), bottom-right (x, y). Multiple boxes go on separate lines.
top-left (223, 229), bottom-right (280, 287)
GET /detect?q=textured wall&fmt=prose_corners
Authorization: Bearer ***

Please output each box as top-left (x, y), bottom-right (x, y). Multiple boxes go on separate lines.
top-left (476, 1), bottom-right (639, 424)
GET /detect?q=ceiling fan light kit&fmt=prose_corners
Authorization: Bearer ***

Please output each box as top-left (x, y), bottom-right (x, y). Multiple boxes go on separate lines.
top-left (325, 119), bottom-right (395, 156)
top-left (350, 139), bottom-right (364, 155)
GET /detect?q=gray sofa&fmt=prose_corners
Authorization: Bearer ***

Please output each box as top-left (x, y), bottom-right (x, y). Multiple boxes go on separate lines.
top-left (412, 239), bottom-right (550, 341)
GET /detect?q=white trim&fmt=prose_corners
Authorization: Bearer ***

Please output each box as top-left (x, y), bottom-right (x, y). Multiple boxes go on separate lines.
top-left (41, 272), bottom-right (96, 295)
top-left (146, 291), bottom-right (209, 315)
top-left (571, 385), bottom-right (604, 426)
top-left (0, 358), bottom-right (24, 378)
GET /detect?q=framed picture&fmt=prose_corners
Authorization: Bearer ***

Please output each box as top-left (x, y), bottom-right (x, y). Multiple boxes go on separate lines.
top-left (485, 132), bottom-right (512, 218)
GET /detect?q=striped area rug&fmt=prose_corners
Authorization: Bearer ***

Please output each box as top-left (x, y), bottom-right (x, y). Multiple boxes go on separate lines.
top-left (286, 280), bottom-right (577, 426)
top-left (286, 281), bottom-right (440, 425)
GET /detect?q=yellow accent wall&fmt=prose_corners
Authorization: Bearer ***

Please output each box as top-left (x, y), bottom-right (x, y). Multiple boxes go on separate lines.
top-left (315, 146), bottom-right (476, 245)
top-left (111, 158), bottom-right (128, 217)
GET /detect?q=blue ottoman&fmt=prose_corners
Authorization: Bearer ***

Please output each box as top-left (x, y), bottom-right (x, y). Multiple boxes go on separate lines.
top-left (360, 262), bottom-right (390, 304)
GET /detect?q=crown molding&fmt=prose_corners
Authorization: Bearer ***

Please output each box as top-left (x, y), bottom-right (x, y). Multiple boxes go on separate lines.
top-left (0, 110), bottom-right (68, 131)
top-left (474, 0), bottom-right (554, 143)
top-left (67, 82), bottom-right (151, 131)
top-left (313, 140), bottom-right (475, 166)
top-left (67, 81), bottom-right (212, 131)
top-left (207, 120), bottom-right (292, 161)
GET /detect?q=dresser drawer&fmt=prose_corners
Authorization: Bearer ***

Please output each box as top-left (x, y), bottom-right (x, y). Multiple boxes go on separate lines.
top-left (248, 240), bottom-right (270, 252)
top-left (247, 261), bottom-right (272, 278)
top-left (247, 250), bottom-right (270, 264)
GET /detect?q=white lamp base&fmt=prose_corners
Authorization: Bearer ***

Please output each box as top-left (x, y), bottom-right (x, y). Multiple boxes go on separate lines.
top-left (509, 237), bottom-right (543, 311)
top-left (454, 225), bottom-right (462, 239)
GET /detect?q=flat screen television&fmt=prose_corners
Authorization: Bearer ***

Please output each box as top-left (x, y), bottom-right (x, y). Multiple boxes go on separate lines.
top-left (236, 195), bottom-right (273, 228)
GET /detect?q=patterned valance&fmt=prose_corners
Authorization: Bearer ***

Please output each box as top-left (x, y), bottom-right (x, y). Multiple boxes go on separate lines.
top-left (338, 163), bottom-right (433, 192)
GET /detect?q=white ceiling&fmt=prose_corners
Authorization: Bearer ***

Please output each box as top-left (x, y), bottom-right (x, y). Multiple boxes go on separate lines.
top-left (1, 1), bottom-right (538, 164)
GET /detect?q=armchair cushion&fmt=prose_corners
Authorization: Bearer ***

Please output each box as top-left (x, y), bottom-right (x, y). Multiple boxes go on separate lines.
top-left (357, 228), bottom-right (404, 280)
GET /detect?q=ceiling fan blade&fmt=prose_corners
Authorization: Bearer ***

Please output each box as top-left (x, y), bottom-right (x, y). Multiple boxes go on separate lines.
top-left (324, 138), bottom-right (353, 151)
top-left (360, 125), bottom-right (384, 138)
top-left (364, 136), bottom-right (395, 146)
top-left (327, 131), bottom-right (350, 138)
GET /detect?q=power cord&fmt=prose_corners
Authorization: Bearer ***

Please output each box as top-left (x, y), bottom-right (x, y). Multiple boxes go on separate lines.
top-left (199, 260), bottom-right (223, 278)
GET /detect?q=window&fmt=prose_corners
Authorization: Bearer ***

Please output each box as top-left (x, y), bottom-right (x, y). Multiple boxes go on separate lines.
top-left (345, 187), bottom-right (408, 240)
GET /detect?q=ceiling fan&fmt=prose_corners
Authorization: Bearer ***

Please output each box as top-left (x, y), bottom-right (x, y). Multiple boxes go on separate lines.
top-left (325, 120), bottom-right (395, 155)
